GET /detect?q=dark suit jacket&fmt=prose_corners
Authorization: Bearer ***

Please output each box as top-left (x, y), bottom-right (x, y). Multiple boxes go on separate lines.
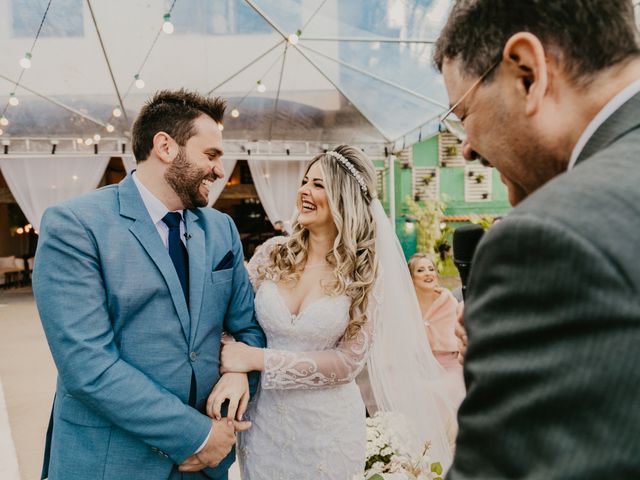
top-left (448, 92), bottom-right (640, 479)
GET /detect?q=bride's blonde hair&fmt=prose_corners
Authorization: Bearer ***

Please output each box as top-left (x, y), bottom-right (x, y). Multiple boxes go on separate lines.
top-left (258, 145), bottom-right (379, 339)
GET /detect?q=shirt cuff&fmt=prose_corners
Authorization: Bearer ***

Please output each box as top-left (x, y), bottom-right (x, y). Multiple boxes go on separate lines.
top-left (194, 427), bottom-right (212, 454)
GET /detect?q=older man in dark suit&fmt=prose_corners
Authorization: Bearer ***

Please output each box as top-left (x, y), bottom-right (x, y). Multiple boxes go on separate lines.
top-left (433, 1), bottom-right (640, 478)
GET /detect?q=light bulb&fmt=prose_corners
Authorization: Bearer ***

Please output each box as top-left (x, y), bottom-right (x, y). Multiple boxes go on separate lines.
top-left (106, 124), bottom-right (115, 133)
top-left (93, 134), bottom-right (101, 142)
top-left (0, 117), bottom-right (8, 126)
top-left (16, 227), bottom-right (24, 235)
top-left (257, 81), bottom-right (266, 93)
top-left (19, 52), bottom-right (32, 69)
top-left (76, 138), bottom-right (83, 144)
top-left (288, 33), bottom-right (299, 45)
top-left (231, 108), bottom-right (239, 118)
top-left (84, 138), bottom-right (93, 146)
top-left (0, 129), bottom-right (3, 136)
top-left (112, 107), bottom-right (122, 117)
top-left (72, 175), bottom-right (79, 181)
top-left (134, 74), bottom-right (145, 89)
top-left (162, 14), bottom-right (174, 34)
top-left (9, 94), bottom-right (19, 106)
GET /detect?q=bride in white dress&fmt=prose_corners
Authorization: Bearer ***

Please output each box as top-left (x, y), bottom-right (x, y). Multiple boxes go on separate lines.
top-left (211, 146), bottom-right (454, 479)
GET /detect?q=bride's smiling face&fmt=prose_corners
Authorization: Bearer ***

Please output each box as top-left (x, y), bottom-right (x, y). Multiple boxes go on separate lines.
top-left (296, 161), bottom-right (334, 230)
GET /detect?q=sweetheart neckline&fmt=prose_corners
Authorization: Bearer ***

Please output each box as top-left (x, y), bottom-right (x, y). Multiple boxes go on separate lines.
top-left (263, 280), bottom-right (347, 322)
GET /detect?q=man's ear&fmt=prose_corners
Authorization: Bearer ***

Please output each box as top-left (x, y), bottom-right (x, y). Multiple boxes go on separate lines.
top-left (152, 131), bottom-right (177, 164)
top-left (502, 32), bottom-right (549, 116)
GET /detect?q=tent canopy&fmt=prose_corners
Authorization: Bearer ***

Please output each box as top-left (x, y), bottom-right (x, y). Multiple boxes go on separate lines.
top-left (0, 0), bottom-right (452, 153)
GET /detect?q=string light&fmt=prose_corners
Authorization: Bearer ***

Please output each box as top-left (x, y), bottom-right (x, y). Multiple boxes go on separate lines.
top-left (231, 108), bottom-right (240, 118)
top-left (134, 74), bottom-right (145, 89)
top-left (112, 107), bottom-right (122, 117)
top-left (162, 13), bottom-right (174, 34)
top-left (8, 93), bottom-right (19, 106)
top-left (256, 80), bottom-right (266, 93)
top-left (93, 133), bottom-right (101, 142)
top-left (84, 138), bottom-right (93, 146)
top-left (19, 52), bottom-right (32, 69)
top-left (288, 30), bottom-right (301, 45)
top-left (106, 124), bottom-right (115, 133)
top-left (76, 138), bottom-right (83, 144)
top-left (0, 116), bottom-right (8, 127)
top-left (0, 129), bottom-right (3, 136)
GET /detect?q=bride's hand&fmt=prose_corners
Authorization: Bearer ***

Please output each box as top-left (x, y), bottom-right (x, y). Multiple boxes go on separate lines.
top-left (220, 340), bottom-right (264, 374)
top-left (206, 372), bottom-right (249, 421)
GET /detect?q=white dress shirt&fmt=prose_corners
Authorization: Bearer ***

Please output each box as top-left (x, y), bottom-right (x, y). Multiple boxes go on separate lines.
top-left (132, 172), bottom-right (187, 246)
top-left (568, 78), bottom-right (640, 170)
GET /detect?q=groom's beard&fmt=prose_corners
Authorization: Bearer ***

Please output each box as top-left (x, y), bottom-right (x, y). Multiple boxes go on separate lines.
top-left (165, 147), bottom-right (214, 209)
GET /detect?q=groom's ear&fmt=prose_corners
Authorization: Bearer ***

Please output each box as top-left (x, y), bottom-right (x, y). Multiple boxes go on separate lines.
top-left (153, 131), bottom-right (177, 164)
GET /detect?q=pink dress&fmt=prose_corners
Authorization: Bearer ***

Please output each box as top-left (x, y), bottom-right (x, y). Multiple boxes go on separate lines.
top-left (423, 289), bottom-right (466, 409)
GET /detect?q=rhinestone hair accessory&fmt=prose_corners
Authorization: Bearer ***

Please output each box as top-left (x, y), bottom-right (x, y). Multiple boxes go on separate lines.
top-left (325, 150), bottom-right (374, 198)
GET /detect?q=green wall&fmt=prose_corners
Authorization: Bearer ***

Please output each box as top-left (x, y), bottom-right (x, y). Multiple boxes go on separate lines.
top-left (379, 134), bottom-right (512, 258)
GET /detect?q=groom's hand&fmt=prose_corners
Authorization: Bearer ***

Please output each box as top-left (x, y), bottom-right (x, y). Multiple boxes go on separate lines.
top-left (178, 418), bottom-right (252, 471)
top-left (206, 372), bottom-right (250, 421)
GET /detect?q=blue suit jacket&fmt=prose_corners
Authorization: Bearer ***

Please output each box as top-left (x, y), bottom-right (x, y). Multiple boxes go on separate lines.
top-left (33, 175), bottom-right (266, 479)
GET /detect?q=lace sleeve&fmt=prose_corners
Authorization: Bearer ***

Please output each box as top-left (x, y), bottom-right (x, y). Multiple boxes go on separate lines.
top-left (246, 236), bottom-right (287, 292)
top-left (262, 280), bottom-right (383, 390)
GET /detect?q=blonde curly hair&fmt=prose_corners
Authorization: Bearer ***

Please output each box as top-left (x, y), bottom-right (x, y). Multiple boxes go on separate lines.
top-left (257, 145), bottom-right (379, 339)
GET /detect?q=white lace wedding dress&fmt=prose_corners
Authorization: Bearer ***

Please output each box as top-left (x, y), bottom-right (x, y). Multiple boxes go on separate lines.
top-left (238, 237), bottom-right (380, 480)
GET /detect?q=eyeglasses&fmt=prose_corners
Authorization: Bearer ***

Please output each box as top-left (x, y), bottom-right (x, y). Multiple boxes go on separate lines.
top-left (439, 59), bottom-right (501, 143)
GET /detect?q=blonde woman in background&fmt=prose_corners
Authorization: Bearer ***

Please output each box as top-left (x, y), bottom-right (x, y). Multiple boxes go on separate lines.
top-left (409, 253), bottom-right (465, 409)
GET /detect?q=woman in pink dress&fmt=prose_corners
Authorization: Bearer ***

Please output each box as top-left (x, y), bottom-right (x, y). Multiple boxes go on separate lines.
top-left (408, 253), bottom-right (466, 408)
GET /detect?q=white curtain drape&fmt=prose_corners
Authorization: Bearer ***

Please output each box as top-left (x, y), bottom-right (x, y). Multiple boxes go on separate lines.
top-left (248, 159), bottom-right (309, 233)
top-left (207, 158), bottom-right (237, 207)
top-left (0, 156), bottom-right (110, 230)
top-left (122, 155), bottom-right (137, 173)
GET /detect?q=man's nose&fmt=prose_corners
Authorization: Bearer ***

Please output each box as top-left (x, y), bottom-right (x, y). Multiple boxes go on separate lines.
top-left (213, 161), bottom-right (225, 180)
top-left (461, 140), bottom-right (478, 161)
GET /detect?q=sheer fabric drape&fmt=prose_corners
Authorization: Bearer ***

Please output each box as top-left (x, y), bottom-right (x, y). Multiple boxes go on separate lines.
top-left (248, 159), bottom-right (308, 233)
top-left (0, 156), bottom-right (110, 229)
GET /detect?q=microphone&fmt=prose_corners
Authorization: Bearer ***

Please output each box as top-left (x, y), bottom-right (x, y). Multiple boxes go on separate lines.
top-left (453, 224), bottom-right (485, 301)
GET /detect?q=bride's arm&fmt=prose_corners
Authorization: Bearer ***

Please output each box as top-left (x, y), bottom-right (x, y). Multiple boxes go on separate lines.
top-left (220, 284), bottom-right (382, 390)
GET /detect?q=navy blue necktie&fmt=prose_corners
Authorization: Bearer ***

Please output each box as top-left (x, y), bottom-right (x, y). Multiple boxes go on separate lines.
top-left (162, 212), bottom-right (189, 306)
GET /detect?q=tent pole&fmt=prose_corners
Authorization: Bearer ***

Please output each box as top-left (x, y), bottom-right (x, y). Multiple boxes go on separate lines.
top-left (388, 154), bottom-right (396, 232)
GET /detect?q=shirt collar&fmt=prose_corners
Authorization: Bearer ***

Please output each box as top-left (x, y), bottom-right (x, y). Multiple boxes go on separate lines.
top-left (568, 78), bottom-right (640, 171)
top-left (132, 171), bottom-right (183, 225)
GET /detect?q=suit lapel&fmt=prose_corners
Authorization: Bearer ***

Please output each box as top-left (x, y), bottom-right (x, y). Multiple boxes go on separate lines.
top-left (185, 209), bottom-right (206, 345)
top-left (118, 175), bottom-right (191, 343)
top-left (576, 91), bottom-right (640, 166)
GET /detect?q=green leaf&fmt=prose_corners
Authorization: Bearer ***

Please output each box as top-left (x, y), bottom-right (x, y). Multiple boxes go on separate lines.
top-left (431, 462), bottom-right (443, 475)
top-left (368, 475), bottom-right (385, 480)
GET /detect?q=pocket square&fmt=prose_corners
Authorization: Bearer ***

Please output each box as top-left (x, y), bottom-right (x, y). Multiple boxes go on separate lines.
top-left (214, 251), bottom-right (234, 271)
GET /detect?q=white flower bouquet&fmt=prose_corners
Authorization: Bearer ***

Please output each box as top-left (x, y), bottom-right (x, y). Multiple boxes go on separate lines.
top-left (355, 412), bottom-right (444, 480)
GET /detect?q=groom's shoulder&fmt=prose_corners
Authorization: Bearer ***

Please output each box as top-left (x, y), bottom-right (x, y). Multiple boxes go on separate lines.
top-left (48, 184), bottom-right (119, 217)
top-left (196, 207), bottom-right (238, 236)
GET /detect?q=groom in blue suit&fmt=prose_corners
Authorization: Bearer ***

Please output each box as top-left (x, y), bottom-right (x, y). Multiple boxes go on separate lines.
top-left (33, 89), bottom-right (266, 479)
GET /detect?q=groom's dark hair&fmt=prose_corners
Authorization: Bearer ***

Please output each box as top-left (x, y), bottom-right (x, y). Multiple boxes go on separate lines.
top-left (132, 89), bottom-right (226, 163)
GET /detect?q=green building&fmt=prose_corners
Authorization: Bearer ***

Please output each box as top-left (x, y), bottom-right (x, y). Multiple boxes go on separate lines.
top-left (374, 131), bottom-right (512, 258)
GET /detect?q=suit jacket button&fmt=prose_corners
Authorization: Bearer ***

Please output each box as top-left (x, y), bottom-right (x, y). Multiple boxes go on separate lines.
top-left (190, 351), bottom-right (198, 362)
